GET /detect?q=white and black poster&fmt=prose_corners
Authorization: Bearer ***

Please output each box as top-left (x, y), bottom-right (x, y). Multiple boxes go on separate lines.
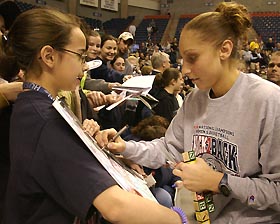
top-left (101, 0), bottom-right (118, 11)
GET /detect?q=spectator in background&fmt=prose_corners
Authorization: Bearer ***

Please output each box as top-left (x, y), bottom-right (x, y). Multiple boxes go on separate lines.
top-left (149, 19), bottom-right (157, 34)
top-left (110, 55), bottom-right (125, 73)
top-left (274, 42), bottom-right (280, 52)
top-left (151, 52), bottom-right (171, 76)
top-left (127, 55), bottom-right (141, 75)
top-left (169, 46), bottom-right (178, 67)
top-left (118, 32), bottom-right (134, 75)
top-left (141, 65), bottom-right (153, 75)
top-left (265, 37), bottom-right (275, 52)
top-left (153, 68), bottom-right (184, 122)
top-left (89, 34), bottom-right (124, 83)
top-left (249, 37), bottom-right (260, 51)
top-left (241, 44), bottom-right (252, 70)
top-left (150, 52), bottom-right (171, 96)
top-left (86, 30), bottom-right (101, 61)
top-left (267, 51), bottom-right (280, 86)
top-left (128, 23), bottom-right (136, 37)
top-left (171, 37), bottom-right (178, 51)
top-left (142, 53), bottom-right (152, 67)
top-left (83, 30), bottom-right (120, 94)
top-left (139, 42), bottom-right (147, 54)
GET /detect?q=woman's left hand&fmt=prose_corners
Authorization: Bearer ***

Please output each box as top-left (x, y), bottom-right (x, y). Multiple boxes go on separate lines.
top-left (173, 157), bottom-right (223, 193)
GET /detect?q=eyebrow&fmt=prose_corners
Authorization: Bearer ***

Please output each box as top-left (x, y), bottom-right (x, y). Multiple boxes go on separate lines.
top-left (182, 49), bottom-right (197, 55)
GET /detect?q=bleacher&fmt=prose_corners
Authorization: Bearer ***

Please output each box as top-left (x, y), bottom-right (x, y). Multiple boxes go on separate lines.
top-left (174, 15), bottom-right (196, 41)
top-left (80, 17), bottom-right (103, 30)
top-left (103, 16), bottom-right (135, 37)
top-left (15, 0), bottom-right (36, 12)
top-left (251, 12), bottom-right (280, 44)
top-left (135, 15), bottom-right (170, 44)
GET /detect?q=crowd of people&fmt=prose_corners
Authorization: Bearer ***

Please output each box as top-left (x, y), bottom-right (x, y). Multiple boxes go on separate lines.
top-left (240, 36), bottom-right (280, 78)
top-left (0, 1), bottom-right (280, 223)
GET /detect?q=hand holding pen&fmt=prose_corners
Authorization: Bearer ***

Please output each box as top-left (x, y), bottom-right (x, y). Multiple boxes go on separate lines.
top-left (95, 125), bottom-right (181, 170)
top-left (95, 125), bottom-right (145, 179)
top-left (95, 125), bottom-right (128, 154)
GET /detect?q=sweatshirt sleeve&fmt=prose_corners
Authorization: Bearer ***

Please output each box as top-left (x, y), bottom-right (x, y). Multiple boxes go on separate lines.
top-left (228, 95), bottom-right (280, 211)
top-left (123, 101), bottom-right (186, 168)
top-left (84, 75), bottom-right (111, 94)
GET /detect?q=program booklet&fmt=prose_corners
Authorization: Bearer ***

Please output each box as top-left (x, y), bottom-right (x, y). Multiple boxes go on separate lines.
top-left (52, 98), bottom-right (157, 202)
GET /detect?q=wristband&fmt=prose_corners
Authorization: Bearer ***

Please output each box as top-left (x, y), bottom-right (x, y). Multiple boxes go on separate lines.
top-left (171, 206), bottom-right (188, 224)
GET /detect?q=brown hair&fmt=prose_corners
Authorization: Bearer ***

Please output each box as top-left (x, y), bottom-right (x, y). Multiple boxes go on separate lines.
top-left (2, 8), bottom-right (80, 80)
top-left (183, 2), bottom-right (251, 59)
top-left (110, 54), bottom-right (124, 66)
top-left (101, 34), bottom-right (117, 48)
top-left (141, 65), bottom-right (153, 75)
top-left (155, 68), bottom-right (181, 88)
top-left (131, 115), bottom-right (170, 141)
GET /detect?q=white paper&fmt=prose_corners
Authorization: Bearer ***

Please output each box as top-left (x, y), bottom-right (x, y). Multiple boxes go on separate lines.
top-left (113, 75), bottom-right (155, 96)
top-left (86, 59), bottom-right (102, 70)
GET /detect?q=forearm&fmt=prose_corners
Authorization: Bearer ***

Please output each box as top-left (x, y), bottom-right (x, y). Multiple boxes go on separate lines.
top-left (123, 140), bottom-right (167, 169)
top-left (0, 90), bottom-right (10, 109)
top-left (229, 175), bottom-right (280, 211)
top-left (94, 185), bottom-right (182, 224)
top-left (0, 82), bottom-right (23, 108)
top-left (84, 78), bottom-right (111, 94)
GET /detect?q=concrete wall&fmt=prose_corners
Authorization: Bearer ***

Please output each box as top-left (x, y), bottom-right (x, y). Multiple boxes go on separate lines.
top-left (77, 0), bottom-right (160, 21)
top-left (77, 2), bottom-right (121, 20)
top-left (168, 0), bottom-right (280, 14)
top-left (16, 0), bottom-right (280, 22)
top-left (18, 0), bottom-right (160, 22)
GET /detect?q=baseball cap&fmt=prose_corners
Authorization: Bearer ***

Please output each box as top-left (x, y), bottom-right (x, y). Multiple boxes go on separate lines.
top-left (118, 32), bottom-right (134, 41)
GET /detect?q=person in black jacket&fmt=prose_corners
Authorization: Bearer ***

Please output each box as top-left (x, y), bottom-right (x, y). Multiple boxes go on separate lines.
top-left (153, 68), bottom-right (184, 122)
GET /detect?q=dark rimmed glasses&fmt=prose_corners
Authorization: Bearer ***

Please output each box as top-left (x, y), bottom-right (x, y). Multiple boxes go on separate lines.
top-left (58, 48), bottom-right (87, 64)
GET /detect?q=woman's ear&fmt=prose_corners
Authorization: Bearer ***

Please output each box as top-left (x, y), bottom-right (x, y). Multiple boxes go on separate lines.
top-left (219, 39), bottom-right (233, 61)
top-left (39, 45), bottom-right (56, 68)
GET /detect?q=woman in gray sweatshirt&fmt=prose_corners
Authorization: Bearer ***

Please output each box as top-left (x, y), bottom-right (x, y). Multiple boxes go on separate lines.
top-left (96, 2), bottom-right (280, 223)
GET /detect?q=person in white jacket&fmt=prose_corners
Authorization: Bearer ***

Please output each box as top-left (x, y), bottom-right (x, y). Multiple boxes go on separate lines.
top-left (96, 2), bottom-right (280, 223)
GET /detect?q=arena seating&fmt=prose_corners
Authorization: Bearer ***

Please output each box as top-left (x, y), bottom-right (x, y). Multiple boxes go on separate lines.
top-left (251, 12), bottom-right (280, 43)
top-left (174, 15), bottom-right (195, 40)
top-left (103, 16), bottom-right (135, 37)
top-left (15, 0), bottom-right (35, 12)
top-left (135, 15), bottom-right (169, 44)
top-left (80, 17), bottom-right (103, 30)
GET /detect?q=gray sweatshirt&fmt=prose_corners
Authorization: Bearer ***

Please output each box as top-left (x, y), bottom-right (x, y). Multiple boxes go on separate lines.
top-left (123, 72), bottom-right (280, 223)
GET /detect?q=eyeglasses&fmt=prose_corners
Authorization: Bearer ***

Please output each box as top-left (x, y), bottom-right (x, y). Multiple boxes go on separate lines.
top-left (58, 48), bottom-right (87, 64)
top-left (268, 63), bottom-right (280, 68)
top-left (114, 62), bottom-right (125, 66)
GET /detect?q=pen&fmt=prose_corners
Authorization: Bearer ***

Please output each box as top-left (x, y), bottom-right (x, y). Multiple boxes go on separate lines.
top-left (101, 125), bottom-right (129, 151)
